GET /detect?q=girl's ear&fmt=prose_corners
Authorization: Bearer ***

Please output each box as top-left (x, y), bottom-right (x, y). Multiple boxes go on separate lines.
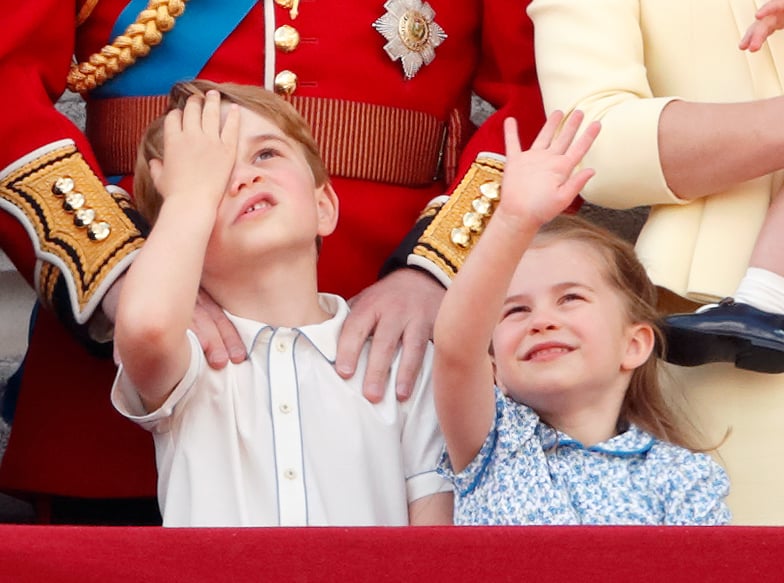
top-left (620, 322), bottom-right (655, 371)
top-left (315, 183), bottom-right (339, 237)
top-left (490, 351), bottom-right (509, 395)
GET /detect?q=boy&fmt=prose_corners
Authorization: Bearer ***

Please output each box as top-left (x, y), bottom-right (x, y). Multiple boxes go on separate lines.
top-left (111, 80), bottom-right (452, 527)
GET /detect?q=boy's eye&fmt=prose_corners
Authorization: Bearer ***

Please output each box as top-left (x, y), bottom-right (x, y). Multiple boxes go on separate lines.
top-left (255, 148), bottom-right (279, 161)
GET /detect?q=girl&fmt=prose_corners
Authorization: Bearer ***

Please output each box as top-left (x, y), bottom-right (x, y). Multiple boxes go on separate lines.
top-left (433, 111), bottom-right (731, 525)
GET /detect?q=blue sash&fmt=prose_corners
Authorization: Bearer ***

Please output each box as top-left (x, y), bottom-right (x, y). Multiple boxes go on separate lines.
top-left (93, 0), bottom-right (258, 98)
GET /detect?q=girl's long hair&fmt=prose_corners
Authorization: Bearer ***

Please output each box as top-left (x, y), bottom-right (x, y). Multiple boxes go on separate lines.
top-left (534, 214), bottom-right (709, 451)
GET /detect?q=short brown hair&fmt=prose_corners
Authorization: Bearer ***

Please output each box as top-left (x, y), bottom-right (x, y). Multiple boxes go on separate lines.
top-left (134, 79), bottom-right (329, 225)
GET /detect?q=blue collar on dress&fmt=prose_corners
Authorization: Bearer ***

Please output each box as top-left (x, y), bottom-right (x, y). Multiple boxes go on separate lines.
top-left (536, 423), bottom-right (656, 457)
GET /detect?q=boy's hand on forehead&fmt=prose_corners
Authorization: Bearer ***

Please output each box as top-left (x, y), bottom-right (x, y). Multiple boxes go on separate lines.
top-left (149, 90), bottom-right (240, 209)
top-left (498, 111), bottom-right (600, 229)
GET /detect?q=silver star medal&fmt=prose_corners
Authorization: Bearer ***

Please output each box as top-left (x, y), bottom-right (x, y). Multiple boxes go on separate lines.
top-left (373, 0), bottom-right (447, 80)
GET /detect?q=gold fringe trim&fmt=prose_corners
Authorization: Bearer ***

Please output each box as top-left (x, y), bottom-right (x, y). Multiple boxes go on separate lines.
top-left (67, 0), bottom-right (188, 93)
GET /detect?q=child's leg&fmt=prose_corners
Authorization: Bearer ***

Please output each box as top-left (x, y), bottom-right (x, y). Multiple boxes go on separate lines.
top-left (662, 191), bottom-right (784, 372)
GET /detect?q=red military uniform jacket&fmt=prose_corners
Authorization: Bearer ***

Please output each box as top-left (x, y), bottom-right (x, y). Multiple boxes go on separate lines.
top-left (0, 0), bottom-right (543, 500)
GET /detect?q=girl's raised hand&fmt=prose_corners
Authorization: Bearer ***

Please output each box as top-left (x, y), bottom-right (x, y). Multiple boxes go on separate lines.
top-left (740, 0), bottom-right (784, 51)
top-left (498, 110), bottom-right (600, 228)
top-left (149, 90), bottom-right (240, 210)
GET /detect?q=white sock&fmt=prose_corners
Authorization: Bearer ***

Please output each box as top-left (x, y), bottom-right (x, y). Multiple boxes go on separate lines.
top-left (733, 267), bottom-right (784, 315)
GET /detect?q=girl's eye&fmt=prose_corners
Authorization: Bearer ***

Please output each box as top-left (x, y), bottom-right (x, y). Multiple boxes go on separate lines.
top-left (502, 305), bottom-right (529, 319)
top-left (560, 293), bottom-right (584, 304)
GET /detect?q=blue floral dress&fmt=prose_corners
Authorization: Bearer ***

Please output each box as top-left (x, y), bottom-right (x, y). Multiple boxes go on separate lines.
top-left (437, 388), bottom-right (731, 525)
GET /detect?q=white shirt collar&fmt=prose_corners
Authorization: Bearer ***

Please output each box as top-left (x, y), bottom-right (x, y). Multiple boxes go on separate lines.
top-left (222, 293), bottom-right (348, 363)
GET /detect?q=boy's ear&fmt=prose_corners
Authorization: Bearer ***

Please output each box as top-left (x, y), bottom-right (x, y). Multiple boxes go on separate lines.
top-left (315, 183), bottom-right (339, 237)
top-left (620, 322), bottom-right (655, 371)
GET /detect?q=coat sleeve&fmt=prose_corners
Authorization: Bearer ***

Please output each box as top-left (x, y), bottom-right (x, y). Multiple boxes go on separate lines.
top-left (382, 0), bottom-right (547, 285)
top-left (0, 0), bottom-right (147, 351)
top-left (527, 0), bottom-right (684, 210)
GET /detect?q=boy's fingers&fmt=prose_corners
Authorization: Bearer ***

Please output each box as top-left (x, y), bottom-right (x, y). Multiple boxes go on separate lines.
top-left (201, 90), bottom-right (222, 135)
top-left (222, 104), bottom-right (241, 146)
top-left (182, 94), bottom-right (203, 130)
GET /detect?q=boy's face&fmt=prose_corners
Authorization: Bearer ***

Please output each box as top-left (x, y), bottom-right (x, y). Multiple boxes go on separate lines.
top-left (204, 105), bottom-right (338, 273)
top-left (490, 238), bottom-right (652, 419)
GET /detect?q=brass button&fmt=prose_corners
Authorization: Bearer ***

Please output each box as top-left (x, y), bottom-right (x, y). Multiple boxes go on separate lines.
top-left (479, 181), bottom-right (500, 200)
top-left (74, 208), bottom-right (96, 227)
top-left (52, 177), bottom-right (74, 196)
top-left (472, 197), bottom-right (492, 216)
top-left (462, 212), bottom-right (483, 233)
top-left (451, 226), bottom-right (470, 248)
top-left (274, 70), bottom-right (298, 95)
top-left (63, 192), bottom-right (86, 211)
top-left (87, 221), bottom-right (111, 241)
top-left (274, 25), bottom-right (300, 53)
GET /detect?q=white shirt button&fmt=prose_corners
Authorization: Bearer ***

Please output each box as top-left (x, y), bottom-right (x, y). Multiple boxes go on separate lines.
top-left (279, 403), bottom-right (292, 414)
top-left (276, 341), bottom-right (287, 352)
top-left (283, 468), bottom-right (297, 480)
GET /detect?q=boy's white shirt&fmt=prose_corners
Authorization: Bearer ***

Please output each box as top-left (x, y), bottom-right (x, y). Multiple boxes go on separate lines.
top-left (111, 293), bottom-right (450, 527)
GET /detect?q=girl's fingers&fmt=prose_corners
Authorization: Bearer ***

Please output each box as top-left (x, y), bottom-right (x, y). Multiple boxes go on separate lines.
top-left (562, 167), bottom-right (596, 200)
top-left (550, 109), bottom-right (585, 153)
top-left (565, 120), bottom-right (601, 165)
top-left (529, 110), bottom-right (565, 150)
top-left (503, 117), bottom-right (521, 156)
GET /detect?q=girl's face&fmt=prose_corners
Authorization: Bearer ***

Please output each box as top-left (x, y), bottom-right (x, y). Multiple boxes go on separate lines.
top-left (491, 238), bottom-right (653, 417)
top-left (204, 105), bottom-right (337, 275)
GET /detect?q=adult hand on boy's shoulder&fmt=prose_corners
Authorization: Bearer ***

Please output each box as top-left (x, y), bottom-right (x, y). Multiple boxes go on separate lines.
top-left (191, 288), bottom-right (247, 369)
top-left (337, 268), bottom-right (445, 403)
top-left (105, 278), bottom-right (246, 369)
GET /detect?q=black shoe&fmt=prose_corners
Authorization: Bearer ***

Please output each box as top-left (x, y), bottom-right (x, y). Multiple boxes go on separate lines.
top-left (660, 298), bottom-right (784, 373)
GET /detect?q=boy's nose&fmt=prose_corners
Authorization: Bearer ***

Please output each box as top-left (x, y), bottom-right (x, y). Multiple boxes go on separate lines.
top-left (229, 171), bottom-right (264, 197)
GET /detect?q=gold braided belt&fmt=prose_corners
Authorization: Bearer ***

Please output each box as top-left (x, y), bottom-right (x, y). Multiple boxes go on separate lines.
top-left (85, 95), bottom-right (449, 187)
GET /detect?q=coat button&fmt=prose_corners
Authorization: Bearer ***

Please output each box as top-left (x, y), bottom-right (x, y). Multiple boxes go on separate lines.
top-left (274, 25), bottom-right (300, 53)
top-left (274, 70), bottom-right (298, 95)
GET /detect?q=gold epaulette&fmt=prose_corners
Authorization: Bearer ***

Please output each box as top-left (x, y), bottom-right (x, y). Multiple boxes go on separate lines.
top-left (0, 141), bottom-right (145, 324)
top-left (411, 154), bottom-right (504, 281)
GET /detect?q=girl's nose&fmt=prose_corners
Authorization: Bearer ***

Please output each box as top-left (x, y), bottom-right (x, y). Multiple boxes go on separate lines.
top-left (528, 310), bottom-right (559, 334)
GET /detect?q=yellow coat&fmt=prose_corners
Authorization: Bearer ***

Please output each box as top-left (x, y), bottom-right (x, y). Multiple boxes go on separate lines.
top-left (530, 0), bottom-right (784, 524)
